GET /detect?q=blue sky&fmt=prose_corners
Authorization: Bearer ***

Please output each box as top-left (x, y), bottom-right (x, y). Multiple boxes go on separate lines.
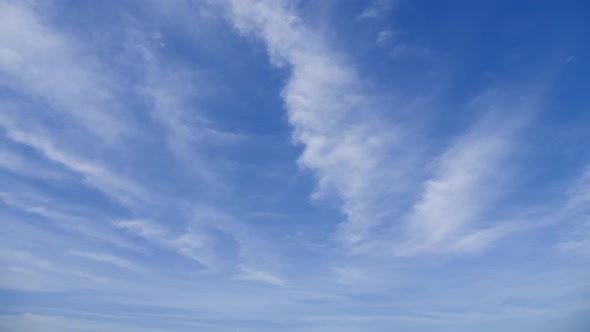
top-left (0, 0), bottom-right (589, 331)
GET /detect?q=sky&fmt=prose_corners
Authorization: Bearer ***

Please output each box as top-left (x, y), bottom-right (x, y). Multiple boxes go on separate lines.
top-left (0, 0), bottom-right (589, 331)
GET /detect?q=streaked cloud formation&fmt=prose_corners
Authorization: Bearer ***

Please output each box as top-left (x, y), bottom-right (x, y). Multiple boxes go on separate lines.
top-left (1, 0), bottom-right (589, 331)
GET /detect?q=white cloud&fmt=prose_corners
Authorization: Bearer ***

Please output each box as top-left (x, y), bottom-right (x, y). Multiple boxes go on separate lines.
top-left (565, 165), bottom-right (590, 214)
top-left (559, 223), bottom-right (590, 258)
top-left (128, 32), bottom-right (240, 185)
top-left (398, 118), bottom-right (521, 255)
top-left (0, 146), bottom-right (69, 181)
top-left (0, 110), bottom-right (154, 209)
top-left (0, 1), bottom-right (171, 215)
top-left (114, 219), bottom-right (167, 240)
top-left (356, 0), bottom-right (394, 21)
top-left (0, 1), bottom-right (131, 142)
top-left (332, 265), bottom-right (366, 286)
top-left (0, 313), bottom-right (180, 332)
top-left (114, 219), bottom-right (221, 270)
top-left (558, 166), bottom-right (590, 258)
top-left (224, 0), bottom-right (541, 259)
top-left (0, 249), bottom-right (54, 271)
top-left (0, 189), bottom-right (147, 253)
top-left (234, 265), bottom-right (285, 286)
top-left (225, 0), bottom-right (416, 252)
top-left (376, 29), bottom-right (395, 46)
top-left (114, 208), bottom-right (280, 274)
top-left (68, 251), bottom-right (145, 274)
top-left (0, 249), bottom-right (66, 291)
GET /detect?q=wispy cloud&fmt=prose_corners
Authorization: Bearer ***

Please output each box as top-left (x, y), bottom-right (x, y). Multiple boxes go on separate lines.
top-left (234, 265), bottom-right (285, 286)
top-left (565, 165), bottom-right (590, 215)
top-left (0, 144), bottom-right (69, 181)
top-left (558, 165), bottom-right (590, 258)
top-left (68, 251), bottom-right (145, 274)
top-left (0, 114), bottom-right (154, 208)
top-left (225, 0), bottom-right (417, 251)
top-left (376, 29), bottom-right (395, 46)
top-left (128, 30), bottom-right (240, 186)
top-left (0, 1), bottom-right (131, 142)
top-left (398, 114), bottom-right (526, 255)
top-left (0, 188), bottom-right (147, 253)
top-left (113, 219), bottom-right (221, 270)
top-left (223, 0), bottom-right (566, 264)
top-left (559, 221), bottom-right (590, 258)
top-left (356, 0), bottom-right (394, 21)
top-left (0, 249), bottom-right (54, 271)
top-left (0, 313), bottom-right (181, 332)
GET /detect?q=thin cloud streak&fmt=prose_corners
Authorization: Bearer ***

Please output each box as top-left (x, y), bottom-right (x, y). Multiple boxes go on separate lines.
top-left (68, 251), bottom-right (146, 274)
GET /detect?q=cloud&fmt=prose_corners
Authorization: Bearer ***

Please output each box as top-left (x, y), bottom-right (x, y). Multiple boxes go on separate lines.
top-left (565, 165), bottom-right (590, 215)
top-left (0, 1), bottom-right (131, 143)
top-left (0, 144), bottom-right (69, 181)
top-left (332, 265), bottom-right (367, 286)
top-left (114, 206), bottom-right (280, 274)
top-left (68, 251), bottom-right (145, 274)
top-left (557, 165), bottom-right (590, 258)
top-left (225, 0), bottom-right (417, 251)
top-left (0, 313), bottom-right (181, 332)
top-left (128, 31), bottom-right (240, 185)
top-left (0, 188), bottom-right (147, 253)
top-left (0, 248), bottom-right (69, 291)
top-left (113, 219), bottom-right (221, 270)
top-left (356, 0), bottom-right (394, 21)
top-left (224, 0), bottom-right (552, 261)
top-left (0, 249), bottom-right (54, 271)
top-left (234, 265), bottom-right (285, 286)
top-left (0, 1), bottom-right (173, 215)
top-left (0, 113), bottom-right (154, 208)
top-left (559, 223), bottom-right (590, 258)
top-left (398, 116), bottom-right (524, 255)
top-left (376, 29), bottom-right (395, 46)
top-left (0, 0), bottom-right (279, 286)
